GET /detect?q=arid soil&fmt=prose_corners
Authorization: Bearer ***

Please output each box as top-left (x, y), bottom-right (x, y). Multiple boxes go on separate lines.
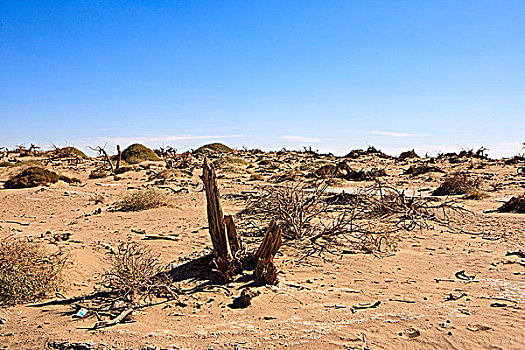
top-left (0, 149), bottom-right (524, 349)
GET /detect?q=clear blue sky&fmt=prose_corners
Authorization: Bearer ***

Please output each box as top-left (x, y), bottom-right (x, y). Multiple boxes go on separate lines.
top-left (1, 1), bottom-right (524, 157)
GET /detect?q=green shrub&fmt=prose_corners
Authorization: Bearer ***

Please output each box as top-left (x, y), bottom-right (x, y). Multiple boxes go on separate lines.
top-left (121, 144), bottom-right (160, 164)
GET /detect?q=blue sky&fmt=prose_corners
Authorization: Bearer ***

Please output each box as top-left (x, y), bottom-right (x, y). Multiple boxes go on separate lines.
top-left (1, 1), bottom-right (524, 157)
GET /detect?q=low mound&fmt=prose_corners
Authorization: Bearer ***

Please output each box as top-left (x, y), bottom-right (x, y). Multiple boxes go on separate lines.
top-left (498, 193), bottom-right (525, 213)
top-left (121, 144), bottom-right (161, 164)
top-left (4, 167), bottom-right (59, 189)
top-left (195, 143), bottom-right (234, 154)
top-left (432, 173), bottom-right (481, 196)
top-left (57, 146), bottom-right (87, 158)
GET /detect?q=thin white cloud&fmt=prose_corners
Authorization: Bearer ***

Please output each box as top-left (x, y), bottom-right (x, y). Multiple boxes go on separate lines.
top-left (371, 130), bottom-right (414, 137)
top-left (280, 135), bottom-right (320, 143)
top-left (105, 134), bottom-right (245, 144)
top-left (78, 134), bottom-right (244, 145)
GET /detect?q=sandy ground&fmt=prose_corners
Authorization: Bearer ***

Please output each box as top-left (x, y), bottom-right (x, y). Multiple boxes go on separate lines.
top-left (0, 150), bottom-right (524, 349)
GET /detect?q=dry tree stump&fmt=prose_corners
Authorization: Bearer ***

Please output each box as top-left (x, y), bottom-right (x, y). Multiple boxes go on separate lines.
top-left (201, 158), bottom-right (282, 285)
top-left (255, 220), bottom-right (282, 285)
top-left (202, 158), bottom-right (241, 282)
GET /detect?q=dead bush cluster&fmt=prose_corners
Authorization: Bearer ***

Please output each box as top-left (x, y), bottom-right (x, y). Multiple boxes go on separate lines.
top-left (0, 238), bottom-right (68, 305)
top-left (241, 181), bottom-right (329, 240)
top-left (403, 164), bottom-right (444, 177)
top-left (239, 179), bottom-right (466, 256)
top-left (100, 239), bottom-right (166, 301)
top-left (432, 173), bottom-right (481, 196)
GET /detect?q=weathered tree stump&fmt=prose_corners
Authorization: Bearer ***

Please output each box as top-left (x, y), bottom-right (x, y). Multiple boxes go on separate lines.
top-left (255, 220), bottom-right (282, 285)
top-left (201, 158), bottom-right (282, 285)
top-left (202, 158), bottom-right (241, 282)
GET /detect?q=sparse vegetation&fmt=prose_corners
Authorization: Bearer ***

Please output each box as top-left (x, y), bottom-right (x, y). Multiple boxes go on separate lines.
top-left (212, 155), bottom-right (248, 171)
top-left (113, 188), bottom-right (167, 211)
top-left (432, 173), bottom-right (481, 196)
top-left (4, 167), bottom-right (59, 189)
top-left (121, 144), bottom-right (161, 164)
top-left (0, 238), bottom-right (68, 305)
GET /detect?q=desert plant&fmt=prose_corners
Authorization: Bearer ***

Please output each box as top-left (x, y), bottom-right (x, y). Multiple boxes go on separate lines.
top-left (0, 238), bottom-right (68, 305)
top-left (121, 144), bottom-right (161, 164)
top-left (113, 188), bottom-right (167, 211)
top-left (4, 167), bottom-right (59, 189)
top-left (432, 173), bottom-right (481, 196)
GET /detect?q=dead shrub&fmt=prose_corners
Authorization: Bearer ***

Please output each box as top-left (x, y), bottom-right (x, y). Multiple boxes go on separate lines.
top-left (113, 188), bottom-right (167, 212)
top-left (0, 238), bottom-right (68, 305)
top-left (89, 169), bottom-right (108, 179)
top-left (239, 179), bottom-right (468, 257)
top-left (403, 164), bottom-right (444, 176)
top-left (242, 181), bottom-right (329, 240)
top-left (398, 149), bottom-right (419, 160)
top-left (101, 239), bottom-right (164, 300)
top-left (59, 174), bottom-right (81, 184)
top-left (497, 193), bottom-right (525, 213)
top-left (432, 173), bottom-right (481, 196)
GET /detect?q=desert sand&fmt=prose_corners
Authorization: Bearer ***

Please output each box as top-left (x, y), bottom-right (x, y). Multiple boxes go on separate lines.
top-left (0, 146), bottom-right (524, 350)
